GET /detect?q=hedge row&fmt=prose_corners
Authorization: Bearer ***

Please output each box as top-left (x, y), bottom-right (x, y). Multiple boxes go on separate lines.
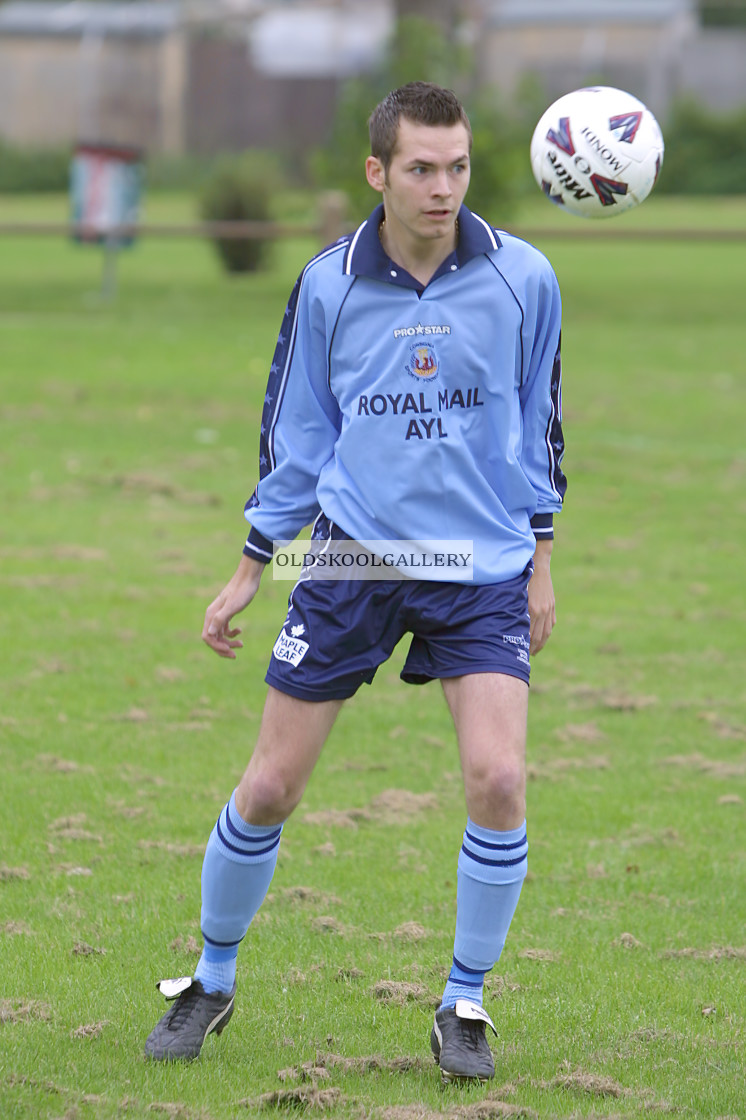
top-left (1, 97), bottom-right (744, 200)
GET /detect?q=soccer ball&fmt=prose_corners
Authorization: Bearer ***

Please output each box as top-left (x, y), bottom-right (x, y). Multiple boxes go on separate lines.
top-left (529, 86), bottom-right (664, 219)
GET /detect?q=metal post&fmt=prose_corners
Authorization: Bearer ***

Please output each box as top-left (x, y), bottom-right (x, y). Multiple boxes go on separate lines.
top-left (101, 235), bottom-right (119, 301)
top-left (318, 190), bottom-right (348, 246)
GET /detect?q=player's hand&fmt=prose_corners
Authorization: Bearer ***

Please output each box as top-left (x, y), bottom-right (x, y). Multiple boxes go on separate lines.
top-left (528, 543), bottom-right (556, 655)
top-left (202, 555), bottom-right (265, 659)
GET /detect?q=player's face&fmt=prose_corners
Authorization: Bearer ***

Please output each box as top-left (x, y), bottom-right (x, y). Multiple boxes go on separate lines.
top-left (366, 119), bottom-right (471, 247)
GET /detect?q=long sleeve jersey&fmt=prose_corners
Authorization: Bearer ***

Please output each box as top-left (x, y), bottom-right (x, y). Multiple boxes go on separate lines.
top-left (244, 203), bottom-right (566, 585)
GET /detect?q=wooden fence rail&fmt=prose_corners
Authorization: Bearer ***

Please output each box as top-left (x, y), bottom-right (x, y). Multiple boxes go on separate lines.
top-left (0, 222), bottom-right (744, 242)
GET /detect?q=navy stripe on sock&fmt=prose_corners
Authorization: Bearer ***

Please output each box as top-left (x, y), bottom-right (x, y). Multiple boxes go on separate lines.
top-left (453, 956), bottom-right (489, 976)
top-left (461, 844), bottom-right (527, 868)
top-left (202, 931), bottom-right (244, 949)
top-left (216, 817), bottom-right (281, 859)
top-left (464, 829), bottom-right (527, 852)
top-left (447, 975), bottom-right (483, 988)
top-left (223, 805), bottom-right (282, 847)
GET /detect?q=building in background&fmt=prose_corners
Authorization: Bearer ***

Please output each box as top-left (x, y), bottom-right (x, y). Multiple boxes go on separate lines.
top-left (0, 2), bottom-right (186, 152)
top-left (186, 0), bottom-right (391, 157)
top-left (0, 0), bottom-right (744, 159)
top-left (477, 0), bottom-right (745, 117)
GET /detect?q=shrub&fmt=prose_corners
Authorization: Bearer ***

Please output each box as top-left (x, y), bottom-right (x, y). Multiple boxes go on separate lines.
top-left (699, 0), bottom-right (746, 27)
top-left (657, 98), bottom-right (746, 195)
top-left (462, 78), bottom-right (546, 223)
top-left (199, 152), bottom-right (282, 274)
top-left (0, 142), bottom-right (69, 193)
top-left (145, 153), bottom-right (209, 192)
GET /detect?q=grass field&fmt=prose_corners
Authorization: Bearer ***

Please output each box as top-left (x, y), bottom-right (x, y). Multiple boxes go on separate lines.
top-left (1, 192), bottom-right (745, 1120)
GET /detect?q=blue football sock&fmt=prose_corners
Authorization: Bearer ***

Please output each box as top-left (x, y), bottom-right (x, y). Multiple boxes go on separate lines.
top-left (193, 790), bottom-right (283, 994)
top-left (441, 818), bottom-right (528, 1009)
top-left (194, 944), bottom-right (238, 995)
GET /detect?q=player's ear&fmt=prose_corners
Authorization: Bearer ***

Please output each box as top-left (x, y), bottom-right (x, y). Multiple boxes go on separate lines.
top-left (365, 155), bottom-right (385, 194)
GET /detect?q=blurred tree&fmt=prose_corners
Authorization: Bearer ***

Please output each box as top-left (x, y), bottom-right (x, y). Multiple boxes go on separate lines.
top-left (394, 0), bottom-right (459, 31)
top-left (699, 0), bottom-right (746, 26)
top-left (312, 15), bottom-right (541, 225)
top-left (657, 97), bottom-right (746, 193)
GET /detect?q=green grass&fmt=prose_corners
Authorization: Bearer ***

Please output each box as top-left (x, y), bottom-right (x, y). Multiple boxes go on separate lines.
top-left (1, 193), bottom-right (745, 1120)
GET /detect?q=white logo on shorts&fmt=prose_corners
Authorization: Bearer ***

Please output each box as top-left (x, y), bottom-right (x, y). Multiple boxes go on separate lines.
top-left (273, 628), bottom-right (309, 667)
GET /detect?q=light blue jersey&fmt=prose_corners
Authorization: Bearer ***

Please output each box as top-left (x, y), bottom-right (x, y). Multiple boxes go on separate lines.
top-left (244, 204), bottom-right (566, 584)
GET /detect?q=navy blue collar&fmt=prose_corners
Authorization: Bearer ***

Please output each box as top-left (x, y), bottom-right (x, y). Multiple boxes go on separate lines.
top-left (342, 203), bottom-right (502, 290)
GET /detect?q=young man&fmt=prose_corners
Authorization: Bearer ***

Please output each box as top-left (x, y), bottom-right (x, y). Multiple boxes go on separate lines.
top-left (145, 82), bottom-right (566, 1083)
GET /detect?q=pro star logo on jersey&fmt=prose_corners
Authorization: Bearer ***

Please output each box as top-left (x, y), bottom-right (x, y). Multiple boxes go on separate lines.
top-left (609, 111), bottom-right (643, 143)
top-left (272, 627), bottom-right (309, 667)
top-left (393, 322), bottom-right (451, 339)
top-left (546, 116), bottom-right (575, 156)
top-left (406, 343), bottom-right (439, 383)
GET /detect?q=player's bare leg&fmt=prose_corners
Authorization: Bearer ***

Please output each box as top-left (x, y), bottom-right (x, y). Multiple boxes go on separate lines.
top-left (145, 688), bottom-right (342, 1061)
top-left (442, 672), bottom-right (528, 830)
top-left (430, 673), bottom-right (529, 1083)
top-left (236, 687), bottom-right (343, 824)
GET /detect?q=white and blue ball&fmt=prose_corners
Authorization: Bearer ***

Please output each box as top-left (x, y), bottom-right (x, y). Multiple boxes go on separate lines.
top-left (530, 86), bottom-right (665, 219)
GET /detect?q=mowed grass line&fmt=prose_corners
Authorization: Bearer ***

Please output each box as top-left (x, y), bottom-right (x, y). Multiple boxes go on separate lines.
top-left (0, 195), bottom-right (744, 1119)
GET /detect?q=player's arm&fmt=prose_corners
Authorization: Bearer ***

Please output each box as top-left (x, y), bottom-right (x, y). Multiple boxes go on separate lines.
top-left (518, 258), bottom-right (566, 655)
top-left (202, 554), bottom-right (265, 659)
top-left (528, 537), bottom-right (555, 655)
top-left (518, 263), bottom-right (566, 519)
top-left (203, 266), bottom-right (341, 660)
top-left (245, 266), bottom-right (342, 550)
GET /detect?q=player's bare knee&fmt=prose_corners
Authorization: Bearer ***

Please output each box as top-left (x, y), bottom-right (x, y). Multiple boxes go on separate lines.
top-left (495, 761), bottom-right (525, 807)
top-left (236, 767), bottom-right (303, 824)
top-left (468, 758), bottom-right (525, 815)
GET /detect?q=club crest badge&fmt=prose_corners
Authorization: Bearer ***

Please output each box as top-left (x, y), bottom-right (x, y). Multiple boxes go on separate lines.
top-left (406, 342), bottom-right (439, 383)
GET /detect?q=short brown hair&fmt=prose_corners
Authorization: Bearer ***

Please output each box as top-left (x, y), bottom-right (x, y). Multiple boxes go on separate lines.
top-left (368, 82), bottom-right (472, 172)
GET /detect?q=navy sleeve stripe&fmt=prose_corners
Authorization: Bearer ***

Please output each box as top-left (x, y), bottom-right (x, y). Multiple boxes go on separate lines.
top-left (261, 242), bottom-right (348, 480)
top-left (243, 543), bottom-right (272, 562)
top-left (531, 512), bottom-right (554, 540)
top-left (544, 339), bottom-right (567, 504)
top-left (244, 525), bottom-right (274, 562)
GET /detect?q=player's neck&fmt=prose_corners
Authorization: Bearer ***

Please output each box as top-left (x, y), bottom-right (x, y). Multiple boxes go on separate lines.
top-left (379, 217), bottom-right (458, 287)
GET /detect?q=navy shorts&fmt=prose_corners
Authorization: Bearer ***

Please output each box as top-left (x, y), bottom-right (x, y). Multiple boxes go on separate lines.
top-left (265, 566), bottom-right (532, 702)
